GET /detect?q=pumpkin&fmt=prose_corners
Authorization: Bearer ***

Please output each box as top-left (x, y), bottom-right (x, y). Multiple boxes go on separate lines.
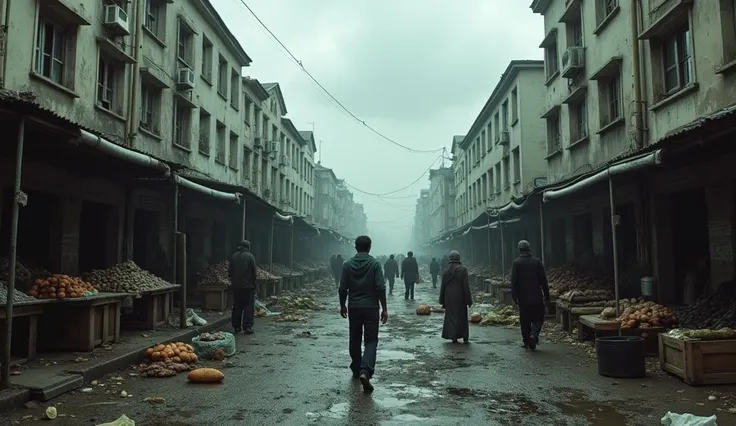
top-left (416, 304), bottom-right (432, 315)
top-left (187, 368), bottom-right (224, 384)
top-left (469, 313), bottom-right (482, 323)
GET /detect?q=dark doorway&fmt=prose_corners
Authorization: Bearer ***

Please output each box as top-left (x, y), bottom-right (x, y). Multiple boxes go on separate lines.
top-left (670, 188), bottom-right (710, 304)
top-left (550, 218), bottom-right (566, 267)
top-left (573, 213), bottom-right (594, 263)
top-left (132, 209), bottom-right (161, 272)
top-left (211, 220), bottom-right (227, 262)
top-left (0, 189), bottom-right (56, 269)
top-left (79, 201), bottom-right (115, 273)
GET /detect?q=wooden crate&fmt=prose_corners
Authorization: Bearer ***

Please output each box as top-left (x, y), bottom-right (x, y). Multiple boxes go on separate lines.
top-left (121, 286), bottom-right (179, 330)
top-left (0, 302), bottom-right (48, 361)
top-left (555, 301), bottom-right (605, 333)
top-left (200, 286), bottom-right (228, 311)
top-left (659, 334), bottom-right (736, 386)
top-left (578, 314), bottom-right (664, 356)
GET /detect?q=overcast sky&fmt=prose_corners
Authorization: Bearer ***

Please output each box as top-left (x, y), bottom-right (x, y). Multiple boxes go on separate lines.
top-left (214, 0), bottom-right (543, 254)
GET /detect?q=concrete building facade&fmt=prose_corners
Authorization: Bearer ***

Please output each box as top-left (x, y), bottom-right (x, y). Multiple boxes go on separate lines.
top-left (412, 189), bottom-right (430, 247)
top-left (428, 167), bottom-right (455, 239)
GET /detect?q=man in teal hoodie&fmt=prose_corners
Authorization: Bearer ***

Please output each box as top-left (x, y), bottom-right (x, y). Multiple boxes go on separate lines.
top-left (339, 235), bottom-right (388, 392)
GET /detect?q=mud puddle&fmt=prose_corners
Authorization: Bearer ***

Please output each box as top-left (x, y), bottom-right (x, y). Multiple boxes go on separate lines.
top-left (552, 389), bottom-right (636, 425)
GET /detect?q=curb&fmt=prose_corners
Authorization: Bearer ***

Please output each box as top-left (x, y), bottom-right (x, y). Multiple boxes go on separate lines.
top-left (0, 316), bottom-right (231, 413)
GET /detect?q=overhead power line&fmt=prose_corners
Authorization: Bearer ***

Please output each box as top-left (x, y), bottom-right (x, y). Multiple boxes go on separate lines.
top-left (234, 0), bottom-right (445, 154)
top-left (342, 153), bottom-right (443, 197)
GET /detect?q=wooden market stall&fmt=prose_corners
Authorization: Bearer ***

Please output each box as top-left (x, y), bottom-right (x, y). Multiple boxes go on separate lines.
top-left (659, 334), bottom-right (736, 386)
top-left (555, 300), bottom-right (606, 333)
top-left (0, 299), bottom-right (51, 362)
top-left (121, 285), bottom-right (181, 330)
top-left (578, 314), bottom-right (665, 355)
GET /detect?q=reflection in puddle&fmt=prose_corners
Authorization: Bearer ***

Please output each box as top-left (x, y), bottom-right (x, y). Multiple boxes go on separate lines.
top-left (391, 414), bottom-right (428, 421)
top-left (383, 383), bottom-right (440, 398)
top-left (379, 350), bottom-right (417, 361)
top-left (375, 396), bottom-right (416, 409)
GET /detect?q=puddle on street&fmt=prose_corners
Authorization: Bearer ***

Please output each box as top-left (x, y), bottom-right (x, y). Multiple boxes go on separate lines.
top-left (378, 349), bottom-right (417, 361)
top-left (383, 383), bottom-right (440, 398)
top-left (554, 400), bottom-right (628, 425)
top-left (375, 396), bottom-right (417, 408)
top-left (390, 414), bottom-right (429, 421)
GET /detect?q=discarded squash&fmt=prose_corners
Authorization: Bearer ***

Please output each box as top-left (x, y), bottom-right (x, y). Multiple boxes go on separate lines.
top-left (187, 368), bottom-right (224, 384)
top-left (145, 342), bottom-right (198, 363)
top-left (469, 313), bottom-right (482, 323)
top-left (416, 304), bottom-right (432, 315)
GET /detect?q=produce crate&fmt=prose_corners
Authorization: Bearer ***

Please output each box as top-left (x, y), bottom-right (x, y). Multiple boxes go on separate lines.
top-left (497, 288), bottom-right (514, 305)
top-left (256, 278), bottom-right (281, 300)
top-left (578, 314), bottom-right (664, 355)
top-left (545, 299), bottom-right (557, 318)
top-left (121, 285), bottom-right (180, 330)
top-left (555, 301), bottom-right (605, 333)
top-left (38, 293), bottom-right (127, 352)
top-left (0, 301), bottom-right (49, 362)
top-left (659, 334), bottom-right (736, 386)
top-left (200, 285), bottom-right (228, 311)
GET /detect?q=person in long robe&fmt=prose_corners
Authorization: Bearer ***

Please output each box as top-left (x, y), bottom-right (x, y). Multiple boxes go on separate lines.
top-left (439, 250), bottom-right (472, 343)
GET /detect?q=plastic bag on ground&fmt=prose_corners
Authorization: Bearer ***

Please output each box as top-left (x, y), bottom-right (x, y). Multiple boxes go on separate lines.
top-left (186, 308), bottom-right (207, 327)
top-left (96, 414), bottom-right (135, 426)
top-left (255, 297), bottom-right (281, 316)
top-left (192, 332), bottom-right (236, 358)
top-left (661, 412), bottom-right (717, 426)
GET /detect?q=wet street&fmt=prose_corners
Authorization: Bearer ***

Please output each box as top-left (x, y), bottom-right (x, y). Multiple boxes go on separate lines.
top-left (5, 278), bottom-right (733, 426)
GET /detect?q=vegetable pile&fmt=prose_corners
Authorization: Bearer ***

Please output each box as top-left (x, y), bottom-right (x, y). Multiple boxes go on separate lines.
top-left (257, 267), bottom-right (280, 280)
top-left (666, 328), bottom-right (736, 341)
top-left (480, 306), bottom-right (520, 326)
top-left (271, 263), bottom-right (294, 276)
top-left (0, 257), bottom-right (51, 288)
top-left (140, 360), bottom-right (193, 378)
top-left (599, 298), bottom-right (646, 319)
top-left (28, 274), bottom-right (97, 299)
top-left (86, 261), bottom-right (173, 293)
top-left (197, 261), bottom-right (230, 288)
top-left (559, 289), bottom-right (613, 304)
top-left (145, 342), bottom-right (199, 364)
top-left (416, 304), bottom-right (432, 315)
top-left (675, 283), bottom-right (736, 329)
top-left (198, 331), bottom-right (227, 342)
top-left (547, 266), bottom-right (611, 298)
top-left (616, 301), bottom-right (678, 329)
top-left (0, 281), bottom-right (37, 304)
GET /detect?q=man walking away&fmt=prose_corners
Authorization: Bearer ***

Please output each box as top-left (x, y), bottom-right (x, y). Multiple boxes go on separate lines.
top-left (400, 251), bottom-right (419, 300)
top-left (440, 250), bottom-right (472, 343)
top-left (339, 235), bottom-right (388, 392)
top-left (229, 240), bottom-right (258, 334)
top-left (511, 240), bottom-right (550, 351)
top-left (331, 254), bottom-right (344, 289)
top-left (429, 257), bottom-right (440, 289)
top-left (383, 254), bottom-right (399, 295)
top-left (441, 254), bottom-right (450, 269)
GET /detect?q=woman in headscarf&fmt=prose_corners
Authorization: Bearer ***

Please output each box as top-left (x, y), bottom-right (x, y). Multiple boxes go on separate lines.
top-left (439, 250), bottom-right (472, 343)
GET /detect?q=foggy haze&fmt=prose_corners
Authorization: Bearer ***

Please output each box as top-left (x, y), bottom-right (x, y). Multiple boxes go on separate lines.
top-left (213, 0), bottom-right (543, 253)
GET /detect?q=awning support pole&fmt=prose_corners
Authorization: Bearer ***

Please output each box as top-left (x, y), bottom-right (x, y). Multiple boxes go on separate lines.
top-left (609, 174), bottom-right (621, 336)
top-left (499, 210), bottom-right (506, 284)
top-left (269, 216), bottom-right (275, 274)
top-left (1, 117), bottom-right (25, 389)
top-left (539, 200), bottom-right (546, 265)
top-left (241, 198), bottom-right (247, 241)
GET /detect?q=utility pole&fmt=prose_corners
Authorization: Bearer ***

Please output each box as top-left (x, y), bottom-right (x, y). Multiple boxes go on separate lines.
top-left (441, 147), bottom-right (447, 168)
top-left (319, 140), bottom-right (323, 163)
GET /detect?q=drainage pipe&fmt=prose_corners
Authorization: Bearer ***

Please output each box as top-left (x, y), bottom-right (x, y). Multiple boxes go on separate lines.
top-left (1, 117), bottom-right (24, 389)
top-left (76, 129), bottom-right (170, 176)
top-left (631, 0), bottom-right (645, 149)
top-left (543, 150), bottom-right (662, 202)
top-left (127, 0), bottom-right (144, 147)
top-left (174, 175), bottom-right (241, 203)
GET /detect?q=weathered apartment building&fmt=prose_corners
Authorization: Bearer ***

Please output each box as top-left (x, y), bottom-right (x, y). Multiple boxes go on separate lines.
top-left (313, 164), bottom-right (365, 237)
top-left (526, 0), bottom-right (736, 302)
top-left (412, 189), bottom-right (430, 248)
top-left (427, 166), bottom-right (455, 239)
top-left (452, 60), bottom-right (547, 230)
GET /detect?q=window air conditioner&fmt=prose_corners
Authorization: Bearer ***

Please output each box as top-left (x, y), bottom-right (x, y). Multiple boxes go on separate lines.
top-left (269, 141), bottom-right (278, 152)
top-left (253, 137), bottom-right (263, 149)
top-left (103, 5), bottom-right (130, 36)
top-left (561, 46), bottom-right (585, 78)
top-left (499, 131), bottom-right (510, 145)
top-left (177, 68), bottom-right (195, 90)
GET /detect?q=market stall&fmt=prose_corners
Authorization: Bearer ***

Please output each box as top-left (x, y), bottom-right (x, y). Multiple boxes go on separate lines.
top-left (659, 328), bottom-right (736, 386)
top-left (256, 267), bottom-right (282, 300)
top-left (548, 266), bottom-right (613, 333)
top-left (271, 263), bottom-right (302, 290)
top-left (195, 261), bottom-right (230, 311)
top-left (85, 261), bottom-right (181, 330)
top-left (0, 283), bottom-right (51, 362)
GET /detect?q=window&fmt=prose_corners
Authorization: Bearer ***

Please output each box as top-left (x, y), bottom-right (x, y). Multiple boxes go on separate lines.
top-left (486, 123), bottom-right (492, 151)
top-left (662, 26), bottom-right (693, 94)
top-left (511, 88), bottom-right (518, 123)
top-left (596, 0), bottom-right (619, 27)
top-left (201, 36), bottom-right (213, 81)
top-left (216, 121), bottom-right (226, 164)
top-left (546, 111), bottom-right (561, 154)
top-left (493, 113), bottom-right (500, 142)
top-left (481, 130), bottom-right (486, 153)
top-left (143, 0), bottom-right (166, 40)
top-left (177, 20), bottom-right (194, 66)
top-left (244, 96), bottom-right (252, 125)
top-left (512, 147), bottom-right (520, 183)
top-left (243, 148), bottom-right (252, 182)
top-left (229, 132), bottom-right (239, 169)
top-left (571, 100), bottom-right (588, 141)
top-left (494, 163), bottom-right (501, 193)
top-left (230, 69), bottom-right (239, 108)
top-left (599, 73), bottom-right (622, 126)
top-left (35, 20), bottom-right (68, 85)
top-left (567, 19), bottom-right (583, 48)
top-left (173, 103), bottom-right (191, 149)
top-left (139, 83), bottom-right (161, 134)
top-left (545, 43), bottom-right (559, 79)
top-left (217, 54), bottom-right (228, 97)
top-left (503, 157), bottom-right (510, 189)
top-left (97, 55), bottom-right (125, 115)
top-left (199, 110), bottom-right (211, 156)
top-left (502, 101), bottom-right (509, 130)
top-left (487, 170), bottom-right (494, 199)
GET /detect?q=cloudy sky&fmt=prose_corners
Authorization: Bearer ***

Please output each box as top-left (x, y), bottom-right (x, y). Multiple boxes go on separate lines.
top-left (214, 0), bottom-right (543, 254)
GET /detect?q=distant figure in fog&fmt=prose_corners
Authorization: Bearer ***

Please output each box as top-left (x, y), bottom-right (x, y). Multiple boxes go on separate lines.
top-left (441, 254), bottom-right (449, 269)
top-left (339, 235), bottom-right (388, 393)
top-left (383, 254), bottom-right (400, 295)
top-left (440, 250), bottom-right (472, 343)
top-left (229, 240), bottom-right (258, 334)
top-left (429, 257), bottom-right (440, 289)
top-left (331, 254), bottom-right (343, 289)
top-left (511, 240), bottom-right (550, 351)
top-left (400, 251), bottom-right (419, 300)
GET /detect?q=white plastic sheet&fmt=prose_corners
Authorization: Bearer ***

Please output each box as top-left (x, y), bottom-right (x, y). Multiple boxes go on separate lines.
top-left (661, 412), bottom-right (717, 426)
top-left (97, 414), bottom-right (135, 426)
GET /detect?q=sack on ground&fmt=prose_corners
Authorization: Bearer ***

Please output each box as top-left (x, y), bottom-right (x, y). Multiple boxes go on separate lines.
top-left (661, 412), bottom-right (717, 426)
top-left (191, 332), bottom-right (236, 358)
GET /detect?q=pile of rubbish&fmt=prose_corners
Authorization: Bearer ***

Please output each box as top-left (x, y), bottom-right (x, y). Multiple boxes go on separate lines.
top-left (86, 261), bottom-right (174, 294)
top-left (0, 281), bottom-right (38, 304)
top-left (268, 288), bottom-right (322, 323)
top-left (197, 261), bottom-right (230, 287)
top-left (547, 266), bottom-right (612, 298)
top-left (675, 282), bottom-right (736, 329)
top-left (257, 267), bottom-right (280, 280)
top-left (271, 263), bottom-right (294, 276)
top-left (479, 306), bottom-right (519, 326)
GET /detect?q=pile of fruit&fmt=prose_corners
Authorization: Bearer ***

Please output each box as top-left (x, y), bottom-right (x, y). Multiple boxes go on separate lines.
top-left (616, 301), bottom-right (678, 329)
top-left (599, 298), bottom-right (646, 319)
top-left (547, 266), bottom-right (611, 298)
top-left (256, 268), bottom-right (280, 280)
top-left (0, 281), bottom-right (38, 304)
top-left (27, 274), bottom-right (97, 299)
top-left (197, 261), bottom-right (230, 288)
top-left (145, 342), bottom-right (199, 363)
top-left (86, 261), bottom-right (173, 293)
top-left (675, 283), bottom-right (736, 329)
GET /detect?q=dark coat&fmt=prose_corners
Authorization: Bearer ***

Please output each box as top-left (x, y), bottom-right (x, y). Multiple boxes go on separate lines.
top-left (383, 258), bottom-right (399, 279)
top-left (440, 262), bottom-right (472, 340)
top-left (400, 256), bottom-right (419, 283)
top-left (229, 248), bottom-right (257, 289)
top-left (510, 252), bottom-right (550, 306)
top-left (441, 255), bottom-right (449, 268)
top-left (331, 256), bottom-right (344, 277)
top-left (429, 260), bottom-right (440, 276)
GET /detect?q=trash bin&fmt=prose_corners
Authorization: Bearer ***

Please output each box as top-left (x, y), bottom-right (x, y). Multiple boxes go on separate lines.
top-left (596, 336), bottom-right (646, 378)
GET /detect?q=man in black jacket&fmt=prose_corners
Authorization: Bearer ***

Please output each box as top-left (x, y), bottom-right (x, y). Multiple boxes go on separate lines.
top-left (383, 254), bottom-right (399, 295)
top-left (229, 240), bottom-right (258, 334)
top-left (339, 235), bottom-right (388, 392)
top-left (511, 240), bottom-right (550, 351)
top-left (400, 251), bottom-right (419, 300)
top-left (429, 257), bottom-right (440, 288)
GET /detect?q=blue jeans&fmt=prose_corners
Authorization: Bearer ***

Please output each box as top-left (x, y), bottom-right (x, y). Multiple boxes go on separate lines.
top-left (348, 307), bottom-right (379, 378)
top-left (232, 287), bottom-right (255, 329)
